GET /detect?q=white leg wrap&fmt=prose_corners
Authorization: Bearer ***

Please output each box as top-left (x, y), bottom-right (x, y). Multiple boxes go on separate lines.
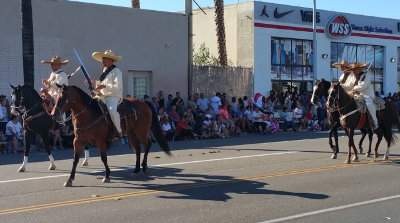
top-left (84, 150), bottom-right (90, 159)
top-left (49, 154), bottom-right (55, 163)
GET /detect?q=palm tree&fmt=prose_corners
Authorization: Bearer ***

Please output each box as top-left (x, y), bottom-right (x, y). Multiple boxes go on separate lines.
top-left (132, 0), bottom-right (140, 8)
top-left (214, 0), bottom-right (227, 66)
top-left (21, 0), bottom-right (35, 86)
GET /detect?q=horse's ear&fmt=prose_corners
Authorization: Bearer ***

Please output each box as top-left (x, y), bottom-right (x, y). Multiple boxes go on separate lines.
top-left (10, 84), bottom-right (16, 90)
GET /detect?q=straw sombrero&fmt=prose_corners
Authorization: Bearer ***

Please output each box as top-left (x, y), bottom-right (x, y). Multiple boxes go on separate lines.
top-left (344, 63), bottom-right (369, 72)
top-left (332, 60), bottom-right (350, 70)
top-left (92, 49), bottom-right (122, 62)
top-left (41, 56), bottom-right (69, 65)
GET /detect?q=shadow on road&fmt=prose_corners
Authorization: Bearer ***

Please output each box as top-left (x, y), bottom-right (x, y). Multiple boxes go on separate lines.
top-left (75, 166), bottom-right (330, 202)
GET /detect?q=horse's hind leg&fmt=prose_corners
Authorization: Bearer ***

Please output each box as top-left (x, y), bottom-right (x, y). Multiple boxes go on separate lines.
top-left (359, 129), bottom-right (366, 154)
top-left (128, 136), bottom-right (142, 174)
top-left (332, 127), bottom-right (339, 159)
top-left (367, 129), bottom-right (373, 158)
top-left (142, 138), bottom-right (152, 173)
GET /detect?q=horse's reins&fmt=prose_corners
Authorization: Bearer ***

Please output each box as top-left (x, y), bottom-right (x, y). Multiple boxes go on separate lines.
top-left (64, 99), bottom-right (106, 133)
top-left (328, 85), bottom-right (360, 122)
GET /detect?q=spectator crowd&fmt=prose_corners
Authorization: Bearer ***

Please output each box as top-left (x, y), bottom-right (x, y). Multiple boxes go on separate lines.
top-left (2, 88), bottom-right (400, 155)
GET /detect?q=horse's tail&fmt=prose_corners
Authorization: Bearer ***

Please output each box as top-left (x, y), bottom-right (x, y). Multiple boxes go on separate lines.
top-left (381, 102), bottom-right (397, 147)
top-left (145, 101), bottom-right (171, 156)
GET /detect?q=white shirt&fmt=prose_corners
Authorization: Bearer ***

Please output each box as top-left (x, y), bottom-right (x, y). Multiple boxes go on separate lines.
top-left (97, 66), bottom-right (123, 99)
top-left (339, 72), bottom-right (357, 95)
top-left (6, 121), bottom-right (22, 137)
top-left (353, 73), bottom-right (375, 99)
top-left (47, 69), bottom-right (68, 98)
top-left (161, 123), bottom-right (172, 132)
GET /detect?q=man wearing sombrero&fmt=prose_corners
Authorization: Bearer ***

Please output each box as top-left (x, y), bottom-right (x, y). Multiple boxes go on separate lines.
top-left (91, 49), bottom-right (123, 137)
top-left (334, 60), bottom-right (354, 93)
top-left (348, 63), bottom-right (379, 130)
top-left (41, 56), bottom-right (69, 100)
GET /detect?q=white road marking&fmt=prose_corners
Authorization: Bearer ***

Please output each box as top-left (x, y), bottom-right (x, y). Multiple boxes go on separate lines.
top-left (0, 151), bottom-right (297, 184)
top-left (259, 194), bottom-right (400, 223)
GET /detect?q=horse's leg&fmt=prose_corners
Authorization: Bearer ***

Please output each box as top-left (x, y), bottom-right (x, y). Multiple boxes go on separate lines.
top-left (332, 126), bottom-right (339, 159)
top-left (366, 129), bottom-right (373, 158)
top-left (345, 129), bottom-right (354, 164)
top-left (64, 139), bottom-right (83, 187)
top-left (350, 130), bottom-right (359, 162)
top-left (18, 130), bottom-right (33, 172)
top-left (374, 131), bottom-right (383, 161)
top-left (43, 133), bottom-right (56, 170)
top-left (81, 146), bottom-right (90, 167)
top-left (141, 138), bottom-right (152, 173)
top-left (329, 128), bottom-right (334, 152)
top-left (100, 150), bottom-right (111, 183)
top-left (359, 129), bottom-right (366, 155)
top-left (129, 136), bottom-right (142, 174)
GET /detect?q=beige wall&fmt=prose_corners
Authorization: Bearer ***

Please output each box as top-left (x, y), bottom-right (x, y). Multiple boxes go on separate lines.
top-left (0, 0), bottom-right (23, 95)
top-left (31, 0), bottom-right (188, 97)
top-left (192, 2), bottom-right (253, 67)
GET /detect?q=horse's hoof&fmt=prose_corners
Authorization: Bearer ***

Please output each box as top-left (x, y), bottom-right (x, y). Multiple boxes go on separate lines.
top-left (365, 153), bottom-right (371, 158)
top-left (383, 155), bottom-right (389, 161)
top-left (81, 160), bottom-right (89, 167)
top-left (102, 177), bottom-right (111, 183)
top-left (331, 154), bottom-right (337, 159)
top-left (17, 166), bottom-right (26, 173)
top-left (64, 180), bottom-right (73, 187)
top-left (48, 164), bottom-right (56, 171)
top-left (345, 159), bottom-right (351, 164)
top-left (352, 157), bottom-right (359, 162)
top-left (133, 168), bottom-right (141, 174)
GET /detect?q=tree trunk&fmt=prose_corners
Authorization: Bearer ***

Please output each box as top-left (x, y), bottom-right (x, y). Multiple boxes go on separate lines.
top-left (21, 0), bottom-right (35, 87)
top-left (214, 0), bottom-right (227, 66)
top-left (132, 0), bottom-right (140, 8)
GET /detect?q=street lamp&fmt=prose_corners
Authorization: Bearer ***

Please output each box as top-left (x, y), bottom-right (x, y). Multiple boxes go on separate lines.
top-left (312, 0), bottom-right (317, 82)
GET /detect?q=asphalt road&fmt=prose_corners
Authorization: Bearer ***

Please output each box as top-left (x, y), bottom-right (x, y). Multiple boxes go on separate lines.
top-left (0, 131), bottom-right (399, 223)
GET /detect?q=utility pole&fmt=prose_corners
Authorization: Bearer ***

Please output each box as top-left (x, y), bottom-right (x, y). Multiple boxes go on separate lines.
top-left (186, 0), bottom-right (193, 97)
top-left (312, 0), bottom-right (317, 82)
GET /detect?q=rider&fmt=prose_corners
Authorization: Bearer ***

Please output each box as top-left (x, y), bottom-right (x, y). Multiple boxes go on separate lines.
top-left (348, 63), bottom-right (379, 130)
top-left (91, 49), bottom-right (123, 137)
top-left (41, 56), bottom-right (69, 121)
top-left (334, 60), bottom-right (353, 92)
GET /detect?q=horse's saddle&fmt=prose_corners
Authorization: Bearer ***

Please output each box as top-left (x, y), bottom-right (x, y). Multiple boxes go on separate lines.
top-left (95, 99), bottom-right (137, 120)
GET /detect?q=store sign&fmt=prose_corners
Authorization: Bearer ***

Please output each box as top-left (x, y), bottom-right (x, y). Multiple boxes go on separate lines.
top-left (326, 15), bottom-right (352, 39)
top-left (273, 8), bottom-right (294, 19)
top-left (351, 24), bottom-right (393, 34)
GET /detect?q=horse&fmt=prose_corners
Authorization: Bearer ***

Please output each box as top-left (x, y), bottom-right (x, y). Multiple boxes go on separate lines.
top-left (311, 79), bottom-right (373, 159)
top-left (10, 85), bottom-right (57, 172)
top-left (52, 85), bottom-right (171, 187)
top-left (328, 83), bottom-right (396, 163)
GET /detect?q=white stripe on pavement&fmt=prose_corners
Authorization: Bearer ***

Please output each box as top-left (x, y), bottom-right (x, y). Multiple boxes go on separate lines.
top-left (0, 151), bottom-right (297, 184)
top-left (259, 194), bottom-right (400, 223)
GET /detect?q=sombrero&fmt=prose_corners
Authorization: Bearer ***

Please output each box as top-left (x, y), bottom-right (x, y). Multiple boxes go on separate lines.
top-left (344, 63), bottom-right (369, 72)
top-left (332, 60), bottom-right (350, 70)
top-left (41, 56), bottom-right (69, 65)
top-left (92, 49), bottom-right (122, 62)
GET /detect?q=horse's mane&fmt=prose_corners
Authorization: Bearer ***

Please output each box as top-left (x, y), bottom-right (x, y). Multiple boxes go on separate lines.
top-left (21, 85), bottom-right (42, 102)
top-left (69, 86), bottom-right (102, 115)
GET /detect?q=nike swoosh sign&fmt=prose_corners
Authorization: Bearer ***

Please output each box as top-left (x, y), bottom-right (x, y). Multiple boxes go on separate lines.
top-left (274, 8), bottom-right (294, 19)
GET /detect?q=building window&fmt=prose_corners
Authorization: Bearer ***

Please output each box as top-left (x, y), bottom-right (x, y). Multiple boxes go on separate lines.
top-left (127, 71), bottom-right (152, 99)
top-left (271, 37), bottom-right (313, 81)
top-left (331, 42), bottom-right (384, 94)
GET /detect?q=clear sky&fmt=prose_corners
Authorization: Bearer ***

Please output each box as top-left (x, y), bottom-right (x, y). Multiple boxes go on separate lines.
top-left (70, 0), bottom-right (400, 20)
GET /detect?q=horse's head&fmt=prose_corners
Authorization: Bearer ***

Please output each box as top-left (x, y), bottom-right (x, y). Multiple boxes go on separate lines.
top-left (311, 79), bottom-right (331, 105)
top-left (327, 82), bottom-right (341, 109)
top-left (10, 84), bottom-right (39, 114)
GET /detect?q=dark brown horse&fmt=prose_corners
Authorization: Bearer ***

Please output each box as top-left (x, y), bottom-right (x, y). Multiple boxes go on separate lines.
top-left (53, 85), bottom-right (171, 187)
top-left (328, 83), bottom-right (396, 163)
top-left (311, 79), bottom-right (373, 159)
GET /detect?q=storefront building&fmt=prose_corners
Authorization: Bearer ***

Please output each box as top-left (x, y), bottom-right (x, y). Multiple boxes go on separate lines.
top-left (193, 1), bottom-right (400, 96)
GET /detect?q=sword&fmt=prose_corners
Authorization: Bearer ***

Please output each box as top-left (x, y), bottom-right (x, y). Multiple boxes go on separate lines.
top-left (67, 66), bottom-right (81, 79)
top-left (73, 48), bottom-right (94, 91)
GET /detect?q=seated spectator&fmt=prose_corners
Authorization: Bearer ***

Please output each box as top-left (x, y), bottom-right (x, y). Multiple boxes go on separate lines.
top-left (168, 105), bottom-right (181, 124)
top-left (5, 114), bottom-right (22, 154)
top-left (160, 116), bottom-right (175, 141)
top-left (201, 114), bottom-right (213, 139)
top-left (281, 107), bottom-right (296, 131)
top-left (50, 126), bottom-right (64, 150)
top-left (293, 103), bottom-right (305, 129)
top-left (196, 93), bottom-right (209, 112)
top-left (252, 107), bottom-right (267, 133)
top-left (175, 115), bottom-right (197, 140)
top-left (61, 121), bottom-right (74, 148)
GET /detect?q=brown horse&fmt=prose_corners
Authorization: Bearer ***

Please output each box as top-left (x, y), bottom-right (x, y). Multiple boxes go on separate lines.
top-left (328, 83), bottom-right (396, 163)
top-left (52, 85), bottom-right (171, 187)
